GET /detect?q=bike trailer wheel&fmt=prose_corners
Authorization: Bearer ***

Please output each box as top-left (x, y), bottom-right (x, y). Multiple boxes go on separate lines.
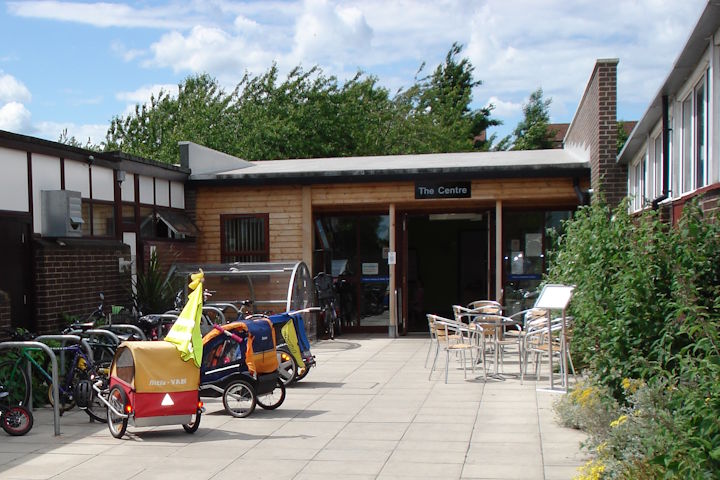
top-left (222, 379), bottom-right (256, 418)
top-left (107, 386), bottom-right (129, 439)
top-left (1, 405), bottom-right (33, 436)
top-left (257, 378), bottom-right (286, 410)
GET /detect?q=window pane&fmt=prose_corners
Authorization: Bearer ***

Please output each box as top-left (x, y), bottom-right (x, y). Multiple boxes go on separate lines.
top-left (81, 201), bottom-right (91, 236)
top-left (695, 79), bottom-right (706, 188)
top-left (682, 95), bottom-right (693, 192)
top-left (654, 135), bottom-right (662, 197)
top-left (122, 204), bottom-right (135, 224)
top-left (92, 204), bottom-right (115, 237)
top-left (139, 207), bottom-right (154, 239)
top-left (222, 215), bottom-right (268, 262)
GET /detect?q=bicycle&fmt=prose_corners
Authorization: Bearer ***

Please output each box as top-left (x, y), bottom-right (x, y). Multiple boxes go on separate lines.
top-left (0, 384), bottom-right (33, 436)
top-left (314, 272), bottom-right (340, 339)
top-left (0, 342), bottom-right (110, 422)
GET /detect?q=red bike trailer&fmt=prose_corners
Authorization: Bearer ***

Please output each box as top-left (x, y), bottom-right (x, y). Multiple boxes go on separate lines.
top-left (98, 341), bottom-right (203, 439)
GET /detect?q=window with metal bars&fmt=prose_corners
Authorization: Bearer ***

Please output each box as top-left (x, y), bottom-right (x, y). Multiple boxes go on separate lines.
top-left (220, 214), bottom-right (269, 262)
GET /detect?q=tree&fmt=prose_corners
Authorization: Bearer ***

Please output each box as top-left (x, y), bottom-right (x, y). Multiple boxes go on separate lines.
top-left (58, 128), bottom-right (100, 151)
top-left (617, 120), bottom-right (630, 153)
top-left (510, 88), bottom-right (555, 150)
top-left (105, 74), bottom-right (239, 163)
top-left (391, 43), bottom-right (500, 153)
top-left (102, 44), bottom-right (499, 163)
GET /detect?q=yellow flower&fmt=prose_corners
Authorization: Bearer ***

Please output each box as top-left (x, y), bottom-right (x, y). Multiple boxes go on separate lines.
top-left (610, 414), bottom-right (628, 428)
top-left (575, 460), bottom-right (606, 480)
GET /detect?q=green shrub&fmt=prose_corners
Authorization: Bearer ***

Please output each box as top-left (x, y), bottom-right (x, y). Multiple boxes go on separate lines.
top-left (548, 198), bottom-right (720, 478)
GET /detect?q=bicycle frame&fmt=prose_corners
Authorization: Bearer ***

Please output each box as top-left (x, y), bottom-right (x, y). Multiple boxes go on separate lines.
top-left (11, 345), bottom-right (92, 402)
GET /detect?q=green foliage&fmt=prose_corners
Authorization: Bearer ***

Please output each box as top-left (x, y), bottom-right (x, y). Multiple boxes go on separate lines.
top-left (57, 128), bottom-right (100, 151)
top-left (548, 198), bottom-right (720, 478)
top-left (131, 250), bottom-right (177, 314)
top-left (510, 88), bottom-right (555, 151)
top-left (106, 74), bottom-right (238, 163)
top-left (104, 44), bottom-right (499, 163)
top-left (617, 120), bottom-right (630, 153)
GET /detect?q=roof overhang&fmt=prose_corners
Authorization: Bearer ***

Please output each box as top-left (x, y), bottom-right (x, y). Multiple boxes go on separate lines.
top-left (618, 2), bottom-right (720, 164)
top-left (188, 149), bottom-right (590, 186)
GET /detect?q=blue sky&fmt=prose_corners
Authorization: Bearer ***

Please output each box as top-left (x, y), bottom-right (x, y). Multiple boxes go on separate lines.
top-left (0, 0), bottom-right (708, 149)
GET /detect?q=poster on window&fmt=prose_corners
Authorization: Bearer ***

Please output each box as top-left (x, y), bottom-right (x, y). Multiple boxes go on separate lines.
top-left (525, 233), bottom-right (542, 257)
top-left (511, 251), bottom-right (524, 275)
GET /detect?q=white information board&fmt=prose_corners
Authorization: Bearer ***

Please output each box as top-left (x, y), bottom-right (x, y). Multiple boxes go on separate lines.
top-left (535, 284), bottom-right (574, 310)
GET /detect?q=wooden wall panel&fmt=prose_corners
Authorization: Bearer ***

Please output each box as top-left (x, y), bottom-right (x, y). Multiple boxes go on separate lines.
top-left (195, 185), bottom-right (304, 263)
top-left (195, 177), bottom-right (584, 263)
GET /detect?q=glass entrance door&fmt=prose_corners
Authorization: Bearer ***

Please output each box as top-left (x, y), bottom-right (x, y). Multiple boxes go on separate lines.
top-left (315, 214), bottom-right (390, 330)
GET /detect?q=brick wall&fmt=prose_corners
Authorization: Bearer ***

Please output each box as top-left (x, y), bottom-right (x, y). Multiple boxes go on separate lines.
top-left (565, 59), bottom-right (626, 207)
top-left (33, 239), bottom-right (132, 334)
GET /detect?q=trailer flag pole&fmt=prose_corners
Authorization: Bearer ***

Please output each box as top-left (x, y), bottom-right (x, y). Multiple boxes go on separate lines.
top-left (165, 270), bottom-right (205, 367)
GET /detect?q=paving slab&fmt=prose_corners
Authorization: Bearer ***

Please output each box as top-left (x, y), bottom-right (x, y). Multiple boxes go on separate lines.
top-left (0, 334), bottom-right (586, 479)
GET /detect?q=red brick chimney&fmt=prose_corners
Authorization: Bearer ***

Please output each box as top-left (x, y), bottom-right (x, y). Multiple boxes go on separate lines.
top-left (565, 59), bottom-right (626, 207)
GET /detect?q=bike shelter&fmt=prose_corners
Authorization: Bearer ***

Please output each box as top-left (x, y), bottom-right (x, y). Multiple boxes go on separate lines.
top-left (173, 261), bottom-right (317, 340)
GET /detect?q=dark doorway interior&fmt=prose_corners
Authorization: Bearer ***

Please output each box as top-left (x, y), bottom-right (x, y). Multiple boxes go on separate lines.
top-left (406, 213), bottom-right (488, 332)
top-left (0, 217), bottom-right (33, 331)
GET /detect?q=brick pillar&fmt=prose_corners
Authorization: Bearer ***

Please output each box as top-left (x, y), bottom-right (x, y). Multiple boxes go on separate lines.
top-left (565, 59), bottom-right (626, 207)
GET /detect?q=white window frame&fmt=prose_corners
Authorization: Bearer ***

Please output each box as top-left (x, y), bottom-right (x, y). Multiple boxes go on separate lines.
top-left (652, 132), bottom-right (663, 200)
top-left (629, 153), bottom-right (646, 212)
top-left (678, 69), bottom-right (709, 195)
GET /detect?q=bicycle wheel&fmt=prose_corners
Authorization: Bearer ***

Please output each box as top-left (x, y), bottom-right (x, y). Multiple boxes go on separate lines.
top-left (257, 378), bottom-right (286, 410)
top-left (1, 405), bottom-right (33, 436)
top-left (84, 363), bottom-right (110, 422)
top-left (277, 349), bottom-right (297, 386)
top-left (182, 409), bottom-right (202, 433)
top-left (0, 360), bottom-right (31, 407)
top-left (47, 383), bottom-right (75, 414)
top-left (222, 379), bottom-right (256, 418)
top-left (107, 386), bottom-right (129, 439)
top-left (328, 308), bottom-right (336, 339)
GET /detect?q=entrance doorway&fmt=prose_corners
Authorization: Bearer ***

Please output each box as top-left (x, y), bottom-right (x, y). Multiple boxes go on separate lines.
top-left (0, 216), bottom-right (33, 331)
top-left (405, 213), bottom-right (489, 332)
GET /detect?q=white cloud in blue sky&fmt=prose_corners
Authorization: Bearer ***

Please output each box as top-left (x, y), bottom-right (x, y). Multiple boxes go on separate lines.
top-left (0, 0), bottom-right (709, 146)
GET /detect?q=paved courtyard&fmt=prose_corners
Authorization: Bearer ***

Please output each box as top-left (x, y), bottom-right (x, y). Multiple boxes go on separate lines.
top-left (0, 334), bottom-right (588, 479)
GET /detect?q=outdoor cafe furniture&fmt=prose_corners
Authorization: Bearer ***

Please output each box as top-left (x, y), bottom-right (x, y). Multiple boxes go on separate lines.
top-left (427, 314), bottom-right (483, 384)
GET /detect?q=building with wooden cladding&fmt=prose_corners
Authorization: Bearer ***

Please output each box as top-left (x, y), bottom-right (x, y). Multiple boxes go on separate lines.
top-left (184, 141), bottom-right (592, 335)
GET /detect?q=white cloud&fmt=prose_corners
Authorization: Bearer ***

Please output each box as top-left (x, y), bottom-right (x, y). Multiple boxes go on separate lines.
top-left (111, 41), bottom-right (146, 62)
top-left (7, 1), bottom-right (192, 29)
top-left (485, 96), bottom-right (522, 118)
top-left (0, 102), bottom-right (32, 131)
top-left (0, 73), bottom-right (32, 104)
top-left (116, 83), bottom-right (178, 104)
top-left (148, 26), bottom-right (252, 74)
top-left (33, 120), bottom-right (108, 145)
top-left (116, 83), bottom-right (179, 117)
top-left (290, 0), bottom-right (373, 64)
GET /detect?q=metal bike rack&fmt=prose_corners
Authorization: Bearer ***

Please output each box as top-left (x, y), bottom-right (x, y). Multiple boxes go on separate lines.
top-left (202, 306), bottom-right (226, 324)
top-left (100, 324), bottom-right (147, 341)
top-left (35, 335), bottom-right (95, 364)
top-left (0, 341), bottom-right (61, 436)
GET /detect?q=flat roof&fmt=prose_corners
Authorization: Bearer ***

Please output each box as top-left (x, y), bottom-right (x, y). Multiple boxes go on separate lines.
top-left (189, 148), bottom-right (589, 185)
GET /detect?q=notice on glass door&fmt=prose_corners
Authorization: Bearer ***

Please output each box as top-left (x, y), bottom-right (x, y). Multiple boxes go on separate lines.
top-left (362, 263), bottom-right (379, 275)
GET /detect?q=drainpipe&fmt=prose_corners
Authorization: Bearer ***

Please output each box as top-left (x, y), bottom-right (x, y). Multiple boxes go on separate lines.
top-left (573, 177), bottom-right (591, 205)
top-left (652, 95), bottom-right (670, 210)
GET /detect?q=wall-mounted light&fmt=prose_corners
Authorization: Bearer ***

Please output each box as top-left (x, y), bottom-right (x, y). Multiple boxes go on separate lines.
top-left (117, 170), bottom-right (126, 185)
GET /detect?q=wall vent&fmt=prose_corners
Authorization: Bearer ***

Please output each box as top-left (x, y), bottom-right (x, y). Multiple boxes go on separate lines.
top-left (41, 190), bottom-right (84, 237)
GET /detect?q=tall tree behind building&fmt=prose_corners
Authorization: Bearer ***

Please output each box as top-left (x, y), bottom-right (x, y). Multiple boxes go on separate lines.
top-left (509, 88), bottom-right (556, 150)
top-left (102, 44), bottom-right (498, 163)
